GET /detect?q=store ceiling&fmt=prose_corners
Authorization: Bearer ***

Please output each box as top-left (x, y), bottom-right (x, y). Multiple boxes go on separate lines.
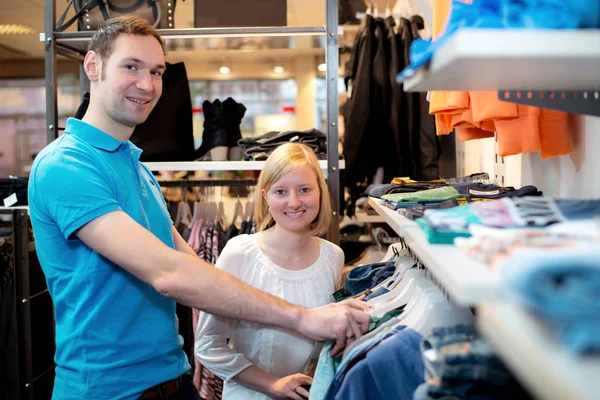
top-left (0, 0), bottom-right (331, 61)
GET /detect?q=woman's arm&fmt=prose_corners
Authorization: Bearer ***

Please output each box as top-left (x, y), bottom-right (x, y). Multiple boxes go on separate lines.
top-left (233, 367), bottom-right (312, 400)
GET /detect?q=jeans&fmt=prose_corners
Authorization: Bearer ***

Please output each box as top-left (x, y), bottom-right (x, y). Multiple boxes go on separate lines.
top-left (419, 325), bottom-right (530, 400)
top-left (140, 375), bottom-right (200, 400)
top-left (344, 262), bottom-right (394, 297)
top-left (499, 243), bottom-right (600, 354)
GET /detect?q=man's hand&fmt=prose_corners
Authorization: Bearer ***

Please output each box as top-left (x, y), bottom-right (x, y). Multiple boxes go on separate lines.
top-left (268, 374), bottom-right (313, 400)
top-left (296, 298), bottom-right (371, 357)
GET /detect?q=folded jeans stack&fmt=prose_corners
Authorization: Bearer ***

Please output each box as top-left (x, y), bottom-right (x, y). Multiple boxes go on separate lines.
top-left (336, 261), bottom-right (397, 302)
top-left (497, 238), bottom-right (600, 355)
top-left (238, 129), bottom-right (327, 161)
top-left (414, 324), bottom-right (531, 400)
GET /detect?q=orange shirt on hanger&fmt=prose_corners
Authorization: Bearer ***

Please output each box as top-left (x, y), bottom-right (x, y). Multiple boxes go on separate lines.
top-left (425, 0), bottom-right (571, 158)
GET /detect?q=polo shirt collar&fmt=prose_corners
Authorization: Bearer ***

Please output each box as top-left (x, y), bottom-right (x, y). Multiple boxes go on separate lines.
top-left (65, 118), bottom-right (125, 152)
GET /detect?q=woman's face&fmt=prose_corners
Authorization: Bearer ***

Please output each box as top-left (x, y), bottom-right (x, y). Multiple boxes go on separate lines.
top-left (263, 165), bottom-right (321, 234)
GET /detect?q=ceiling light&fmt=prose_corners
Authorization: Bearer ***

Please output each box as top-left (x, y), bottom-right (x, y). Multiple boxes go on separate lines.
top-left (317, 63), bottom-right (327, 72)
top-left (0, 24), bottom-right (36, 35)
top-left (219, 65), bottom-right (231, 74)
top-left (273, 65), bottom-right (285, 74)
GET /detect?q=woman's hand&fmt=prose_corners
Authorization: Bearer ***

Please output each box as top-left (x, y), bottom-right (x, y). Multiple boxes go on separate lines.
top-left (268, 373), bottom-right (313, 400)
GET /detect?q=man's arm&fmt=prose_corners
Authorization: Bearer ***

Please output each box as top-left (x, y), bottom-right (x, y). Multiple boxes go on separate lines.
top-left (171, 225), bottom-right (198, 258)
top-left (77, 211), bottom-right (369, 350)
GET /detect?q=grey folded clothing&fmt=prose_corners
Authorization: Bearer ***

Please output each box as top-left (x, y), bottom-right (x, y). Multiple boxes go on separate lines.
top-left (239, 128), bottom-right (326, 146)
top-left (239, 128), bottom-right (327, 160)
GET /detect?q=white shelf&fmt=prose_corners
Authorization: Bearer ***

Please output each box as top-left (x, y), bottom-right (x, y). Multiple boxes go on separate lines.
top-left (353, 211), bottom-right (385, 224)
top-left (368, 197), bottom-right (418, 235)
top-left (478, 304), bottom-right (600, 400)
top-left (403, 29), bottom-right (600, 92)
top-left (145, 160), bottom-right (345, 174)
top-left (368, 197), bottom-right (500, 305)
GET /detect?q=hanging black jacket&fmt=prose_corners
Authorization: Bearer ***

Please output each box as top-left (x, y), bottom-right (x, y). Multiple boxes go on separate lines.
top-left (409, 16), bottom-right (440, 180)
top-left (343, 15), bottom-right (376, 187)
top-left (386, 17), bottom-right (414, 178)
top-left (130, 62), bottom-right (195, 162)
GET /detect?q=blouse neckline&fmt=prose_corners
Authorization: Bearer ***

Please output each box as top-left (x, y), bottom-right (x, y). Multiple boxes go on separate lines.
top-left (250, 234), bottom-right (325, 280)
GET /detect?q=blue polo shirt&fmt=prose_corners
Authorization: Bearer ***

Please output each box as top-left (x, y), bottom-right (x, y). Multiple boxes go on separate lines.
top-left (28, 118), bottom-right (190, 400)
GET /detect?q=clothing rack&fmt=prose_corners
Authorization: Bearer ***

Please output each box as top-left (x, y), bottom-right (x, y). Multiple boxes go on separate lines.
top-left (0, 208), bottom-right (55, 400)
top-left (373, 230), bottom-right (454, 303)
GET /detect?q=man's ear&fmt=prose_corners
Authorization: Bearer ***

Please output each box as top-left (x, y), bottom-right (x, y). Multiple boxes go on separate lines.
top-left (83, 51), bottom-right (102, 82)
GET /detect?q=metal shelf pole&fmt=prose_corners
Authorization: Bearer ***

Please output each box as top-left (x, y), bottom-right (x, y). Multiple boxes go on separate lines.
top-left (44, 0), bottom-right (58, 144)
top-left (326, 0), bottom-right (340, 244)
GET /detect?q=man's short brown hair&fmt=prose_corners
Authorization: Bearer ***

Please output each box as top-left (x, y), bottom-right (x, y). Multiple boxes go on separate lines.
top-left (88, 16), bottom-right (165, 61)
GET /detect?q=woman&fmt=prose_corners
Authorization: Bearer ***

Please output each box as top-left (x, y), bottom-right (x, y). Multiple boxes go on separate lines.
top-left (195, 143), bottom-right (344, 400)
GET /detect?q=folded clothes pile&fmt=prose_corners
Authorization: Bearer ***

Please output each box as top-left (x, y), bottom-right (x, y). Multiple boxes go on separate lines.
top-left (499, 241), bottom-right (600, 355)
top-left (417, 197), bottom-right (600, 244)
top-left (455, 220), bottom-right (600, 355)
top-left (414, 324), bottom-right (531, 400)
top-left (238, 129), bottom-right (327, 161)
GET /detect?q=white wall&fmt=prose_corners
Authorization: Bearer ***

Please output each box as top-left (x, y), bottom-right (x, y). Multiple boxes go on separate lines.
top-left (520, 115), bottom-right (600, 198)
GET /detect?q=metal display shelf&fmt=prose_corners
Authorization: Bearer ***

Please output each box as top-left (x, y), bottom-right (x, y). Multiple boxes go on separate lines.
top-left (145, 159), bottom-right (344, 172)
top-left (402, 29), bottom-right (600, 92)
top-left (369, 197), bottom-right (500, 306)
top-left (478, 304), bottom-right (600, 400)
top-left (498, 90), bottom-right (600, 117)
top-left (48, 26), bottom-right (327, 56)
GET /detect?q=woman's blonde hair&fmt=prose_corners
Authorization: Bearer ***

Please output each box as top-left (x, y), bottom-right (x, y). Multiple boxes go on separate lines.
top-left (255, 143), bottom-right (332, 236)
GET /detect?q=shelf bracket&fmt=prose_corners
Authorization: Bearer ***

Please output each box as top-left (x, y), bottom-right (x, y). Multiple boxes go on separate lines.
top-left (499, 91), bottom-right (600, 117)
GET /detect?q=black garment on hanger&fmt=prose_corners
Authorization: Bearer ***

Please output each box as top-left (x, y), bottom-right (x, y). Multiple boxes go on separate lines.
top-left (338, 0), bottom-right (366, 24)
top-left (130, 62), bottom-right (195, 162)
top-left (343, 15), bottom-right (376, 188)
top-left (388, 17), bottom-right (415, 178)
top-left (224, 223), bottom-right (239, 244)
top-left (409, 16), bottom-right (440, 181)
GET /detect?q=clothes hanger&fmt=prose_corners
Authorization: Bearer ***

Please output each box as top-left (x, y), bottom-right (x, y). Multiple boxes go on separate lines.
top-left (409, 291), bottom-right (474, 337)
top-left (174, 183), bottom-right (187, 227)
top-left (366, 256), bottom-right (417, 305)
top-left (368, 268), bottom-right (427, 316)
top-left (243, 197), bottom-right (253, 223)
top-left (382, 265), bottom-right (473, 337)
top-left (381, 240), bottom-right (410, 262)
top-left (216, 187), bottom-right (226, 226)
top-left (231, 195), bottom-right (243, 227)
top-left (189, 187), bottom-right (201, 228)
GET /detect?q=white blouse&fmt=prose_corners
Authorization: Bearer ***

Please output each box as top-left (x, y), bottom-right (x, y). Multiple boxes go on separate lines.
top-left (194, 234), bottom-right (344, 400)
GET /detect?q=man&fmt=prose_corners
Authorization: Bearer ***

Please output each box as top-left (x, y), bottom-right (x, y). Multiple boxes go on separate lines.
top-left (29, 16), bottom-right (369, 400)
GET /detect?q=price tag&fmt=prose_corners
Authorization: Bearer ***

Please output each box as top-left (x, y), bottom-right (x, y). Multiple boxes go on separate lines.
top-left (3, 193), bottom-right (17, 207)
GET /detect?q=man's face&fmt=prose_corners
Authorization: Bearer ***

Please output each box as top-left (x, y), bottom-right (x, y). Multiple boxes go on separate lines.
top-left (96, 34), bottom-right (165, 128)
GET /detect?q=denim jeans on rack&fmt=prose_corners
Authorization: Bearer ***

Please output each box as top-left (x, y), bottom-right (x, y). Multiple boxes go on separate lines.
top-left (343, 262), bottom-right (395, 298)
top-left (419, 325), bottom-right (531, 400)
